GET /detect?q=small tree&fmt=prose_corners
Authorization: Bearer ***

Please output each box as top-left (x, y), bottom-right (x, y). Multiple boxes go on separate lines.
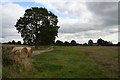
top-left (16, 41), bottom-right (21, 45)
top-left (64, 41), bottom-right (70, 46)
top-left (83, 43), bottom-right (88, 46)
top-left (56, 40), bottom-right (64, 46)
top-left (88, 39), bottom-right (93, 46)
top-left (70, 40), bottom-right (77, 46)
top-left (117, 42), bottom-right (120, 46)
top-left (8, 41), bottom-right (12, 44)
top-left (15, 7), bottom-right (59, 48)
top-left (12, 40), bottom-right (16, 44)
top-left (97, 38), bottom-right (104, 46)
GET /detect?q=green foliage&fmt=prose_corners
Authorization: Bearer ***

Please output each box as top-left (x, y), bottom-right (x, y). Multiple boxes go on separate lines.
top-left (15, 7), bottom-right (59, 46)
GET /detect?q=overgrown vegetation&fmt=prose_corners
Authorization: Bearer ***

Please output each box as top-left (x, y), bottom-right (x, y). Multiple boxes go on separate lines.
top-left (2, 46), bottom-right (32, 78)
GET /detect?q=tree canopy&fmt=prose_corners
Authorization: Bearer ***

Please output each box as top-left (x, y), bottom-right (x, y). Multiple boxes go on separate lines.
top-left (15, 7), bottom-right (59, 47)
top-left (70, 40), bottom-right (77, 46)
top-left (56, 40), bottom-right (64, 46)
top-left (88, 39), bottom-right (93, 46)
top-left (97, 38), bottom-right (113, 46)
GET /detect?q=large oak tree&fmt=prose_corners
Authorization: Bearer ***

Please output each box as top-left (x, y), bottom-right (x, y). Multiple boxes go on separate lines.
top-left (15, 7), bottom-right (59, 47)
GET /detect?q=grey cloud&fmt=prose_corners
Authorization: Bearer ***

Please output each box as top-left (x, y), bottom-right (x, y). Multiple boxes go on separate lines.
top-left (59, 25), bottom-right (94, 33)
top-left (86, 2), bottom-right (118, 26)
top-left (57, 2), bottom-right (118, 38)
top-left (86, 2), bottom-right (117, 15)
top-left (59, 19), bottom-right (117, 34)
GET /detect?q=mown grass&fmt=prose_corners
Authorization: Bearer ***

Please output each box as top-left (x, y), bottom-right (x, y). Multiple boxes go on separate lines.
top-left (29, 46), bottom-right (118, 78)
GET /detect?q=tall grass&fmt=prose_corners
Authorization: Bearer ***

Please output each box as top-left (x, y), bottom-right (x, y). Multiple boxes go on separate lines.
top-left (2, 46), bottom-right (32, 78)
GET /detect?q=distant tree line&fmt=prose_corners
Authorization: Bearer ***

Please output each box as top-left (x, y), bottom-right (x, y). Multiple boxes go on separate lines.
top-left (4, 40), bottom-right (21, 45)
top-left (96, 39), bottom-right (113, 46)
top-left (55, 40), bottom-right (77, 46)
top-left (55, 38), bottom-right (120, 46)
top-left (3, 38), bottom-right (120, 46)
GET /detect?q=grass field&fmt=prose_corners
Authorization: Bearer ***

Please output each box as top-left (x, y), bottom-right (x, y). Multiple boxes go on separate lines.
top-left (2, 44), bottom-right (119, 78)
top-left (7, 46), bottom-right (118, 78)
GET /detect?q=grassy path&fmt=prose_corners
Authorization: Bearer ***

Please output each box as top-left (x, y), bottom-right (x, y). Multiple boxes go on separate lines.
top-left (32, 47), bottom-right (54, 56)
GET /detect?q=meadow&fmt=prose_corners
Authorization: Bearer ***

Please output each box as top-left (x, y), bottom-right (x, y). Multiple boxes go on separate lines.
top-left (2, 44), bottom-right (119, 78)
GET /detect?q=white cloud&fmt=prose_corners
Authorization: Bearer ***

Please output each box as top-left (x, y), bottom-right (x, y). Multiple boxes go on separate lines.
top-left (2, 36), bottom-right (23, 43)
top-left (102, 32), bottom-right (118, 44)
top-left (1, 2), bottom-right (26, 43)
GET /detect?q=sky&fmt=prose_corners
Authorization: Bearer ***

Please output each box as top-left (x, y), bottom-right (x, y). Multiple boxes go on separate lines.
top-left (1, 0), bottom-right (119, 44)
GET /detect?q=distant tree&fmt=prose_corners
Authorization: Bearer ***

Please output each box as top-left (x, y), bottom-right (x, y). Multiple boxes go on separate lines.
top-left (64, 41), bottom-right (70, 46)
top-left (117, 42), bottom-right (120, 46)
top-left (88, 39), bottom-right (93, 46)
top-left (16, 41), bottom-right (21, 44)
top-left (103, 41), bottom-right (108, 46)
top-left (77, 43), bottom-right (82, 46)
top-left (55, 40), bottom-right (64, 46)
top-left (103, 41), bottom-right (113, 46)
top-left (23, 42), bottom-right (27, 45)
top-left (97, 38), bottom-right (113, 46)
top-left (109, 41), bottom-right (113, 46)
top-left (70, 40), bottom-right (77, 46)
top-left (97, 38), bottom-right (104, 46)
top-left (12, 40), bottom-right (16, 44)
top-left (83, 43), bottom-right (88, 46)
top-left (15, 7), bottom-right (59, 48)
top-left (8, 41), bottom-right (12, 44)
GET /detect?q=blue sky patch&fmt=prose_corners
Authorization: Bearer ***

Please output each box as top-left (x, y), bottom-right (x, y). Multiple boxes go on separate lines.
top-left (14, 2), bottom-right (45, 8)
